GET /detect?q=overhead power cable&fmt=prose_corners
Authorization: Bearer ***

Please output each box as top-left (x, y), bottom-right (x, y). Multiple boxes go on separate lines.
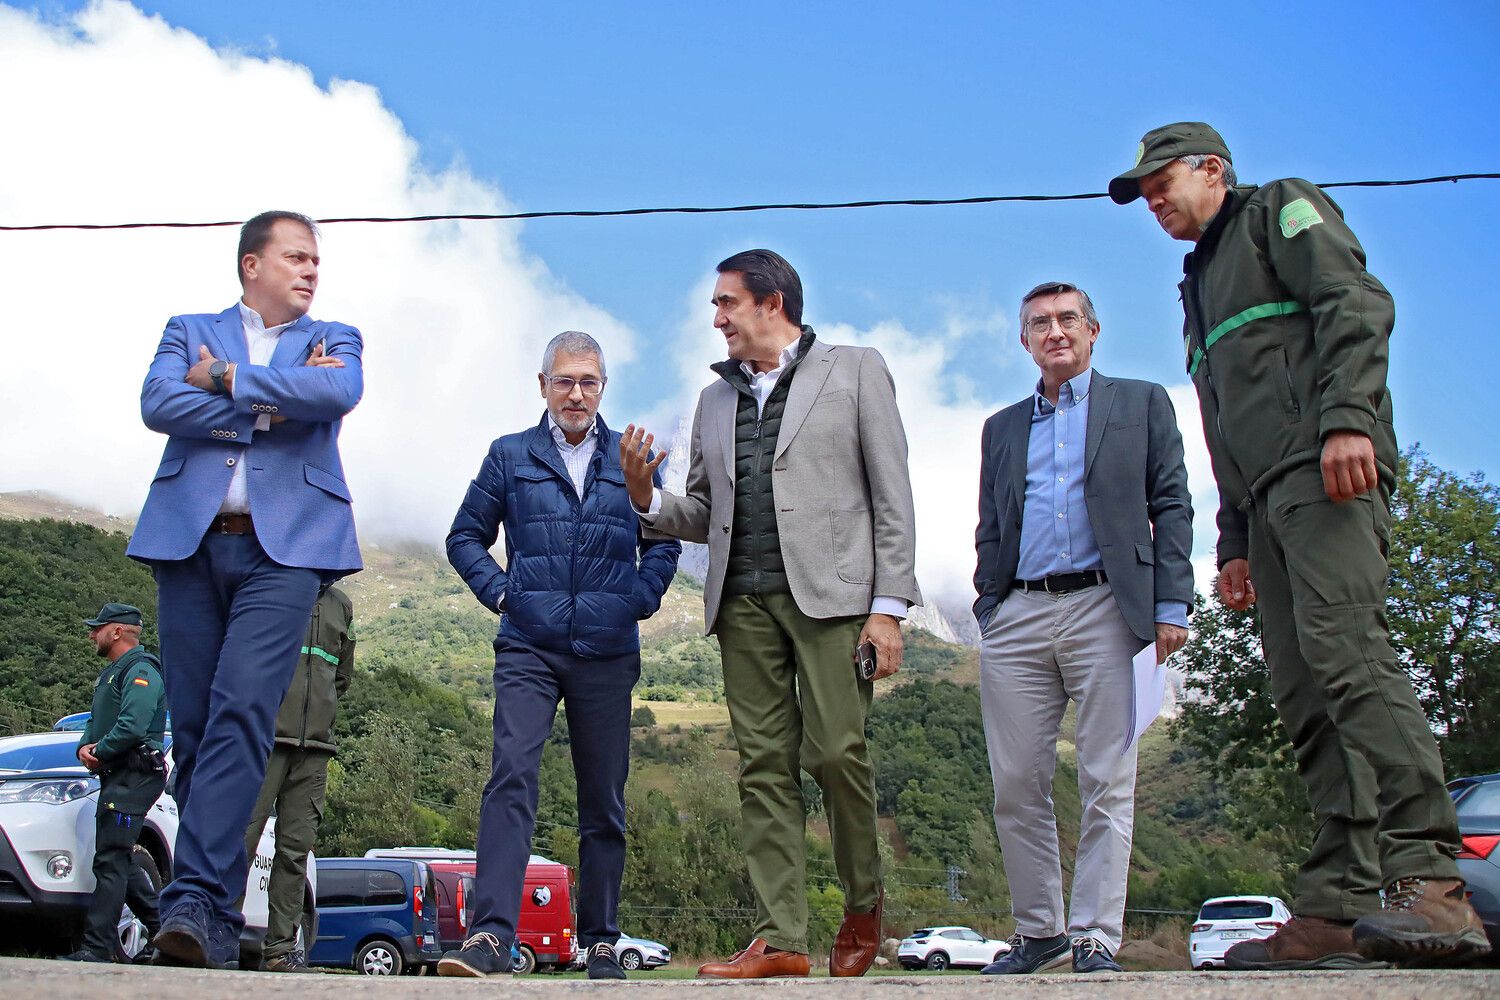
top-left (1, 173), bottom-right (1494, 233)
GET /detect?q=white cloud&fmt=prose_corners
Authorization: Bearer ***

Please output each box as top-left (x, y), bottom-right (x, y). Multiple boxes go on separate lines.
top-left (0, 0), bottom-right (631, 543)
top-left (0, 1), bottom-right (1224, 608)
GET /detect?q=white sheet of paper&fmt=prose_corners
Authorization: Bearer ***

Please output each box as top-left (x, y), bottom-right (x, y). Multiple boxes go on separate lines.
top-left (1124, 642), bottom-right (1166, 756)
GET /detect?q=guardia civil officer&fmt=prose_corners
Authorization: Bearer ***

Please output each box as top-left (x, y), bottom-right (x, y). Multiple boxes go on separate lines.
top-left (60, 604), bottom-right (168, 963)
top-left (1111, 122), bottom-right (1488, 969)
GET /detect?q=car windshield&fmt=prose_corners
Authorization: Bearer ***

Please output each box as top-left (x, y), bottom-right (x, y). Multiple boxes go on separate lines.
top-left (1455, 781), bottom-right (1500, 818)
top-left (0, 741), bottom-right (80, 772)
top-left (1200, 900), bottom-right (1273, 920)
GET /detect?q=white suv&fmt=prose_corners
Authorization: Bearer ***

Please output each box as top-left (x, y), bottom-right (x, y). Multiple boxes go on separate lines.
top-left (0, 729), bottom-right (311, 962)
top-left (897, 925), bottom-right (1011, 970)
top-left (1189, 894), bottom-right (1291, 969)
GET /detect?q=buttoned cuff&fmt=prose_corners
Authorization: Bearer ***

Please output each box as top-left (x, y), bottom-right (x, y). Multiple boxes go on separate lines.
top-left (1153, 600), bottom-right (1190, 629)
top-left (871, 597), bottom-right (908, 620)
top-left (632, 488), bottom-right (662, 520)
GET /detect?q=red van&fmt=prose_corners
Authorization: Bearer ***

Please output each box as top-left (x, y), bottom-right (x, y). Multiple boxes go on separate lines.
top-left (365, 848), bottom-right (576, 974)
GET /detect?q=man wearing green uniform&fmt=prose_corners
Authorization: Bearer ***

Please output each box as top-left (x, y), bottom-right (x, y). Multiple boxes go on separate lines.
top-left (62, 603), bottom-right (168, 963)
top-left (1111, 122), bottom-right (1488, 968)
top-left (242, 585), bottom-right (355, 972)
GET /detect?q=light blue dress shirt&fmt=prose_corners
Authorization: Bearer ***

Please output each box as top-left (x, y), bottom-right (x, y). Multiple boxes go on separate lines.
top-left (1016, 369), bottom-right (1188, 629)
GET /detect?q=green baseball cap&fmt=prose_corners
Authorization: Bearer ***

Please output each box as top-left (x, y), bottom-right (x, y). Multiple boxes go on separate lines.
top-left (1109, 122), bottom-right (1233, 205)
top-left (84, 603), bottom-right (142, 628)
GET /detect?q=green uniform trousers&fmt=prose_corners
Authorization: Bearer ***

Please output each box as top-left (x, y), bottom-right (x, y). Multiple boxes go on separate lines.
top-left (243, 745), bottom-right (330, 959)
top-left (81, 805), bottom-right (159, 958)
top-left (717, 592), bottom-right (880, 954)
top-left (1249, 464), bottom-right (1460, 920)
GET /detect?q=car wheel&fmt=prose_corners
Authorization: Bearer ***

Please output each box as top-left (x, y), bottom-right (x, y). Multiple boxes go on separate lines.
top-left (926, 951), bottom-right (949, 971)
top-left (993, 948), bottom-right (1008, 964)
top-left (113, 845), bottom-right (163, 962)
top-left (618, 949), bottom-right (643, 971)
top-left (512, 944), bottom-right (537, 975)
top-left (296, 882), bottom-right (319, 956)
top-left (355, 938), bottom-right (404, 976)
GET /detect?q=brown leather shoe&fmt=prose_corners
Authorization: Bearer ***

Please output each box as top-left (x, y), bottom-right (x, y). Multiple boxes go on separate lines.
top-left (697, 938), bottom-right (810, 979)
top-left (1225, 915), bottom-right (1385, 970)
top-left (1353, 877), bottom-right (1492, 965)
top-left (830, 888), bottom-right (884, 977)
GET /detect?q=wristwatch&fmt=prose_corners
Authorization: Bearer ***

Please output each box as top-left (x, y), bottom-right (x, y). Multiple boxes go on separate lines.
top-left (208, 359), bottom-right (230, 394)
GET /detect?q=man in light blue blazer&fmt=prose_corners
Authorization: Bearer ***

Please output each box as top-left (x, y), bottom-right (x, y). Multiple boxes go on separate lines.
top-left (126, 210), bottom-right (363, 969)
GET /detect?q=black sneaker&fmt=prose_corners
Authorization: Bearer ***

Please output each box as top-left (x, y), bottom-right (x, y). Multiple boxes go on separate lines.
top-left (263, 949), bottom-right (317, 973)
top-left (57, 948), bottom-right (111, 963)
top-left (152, 897), bottom-right (216, 969)
top-left (1072, 936), bottom-right (1123, 973)
top-left (980, 933), bottom-right (1071, 974)
top-left (438, 932), bottom-right (512, 977)
top-left (586, 942), bottom-right (627, 980)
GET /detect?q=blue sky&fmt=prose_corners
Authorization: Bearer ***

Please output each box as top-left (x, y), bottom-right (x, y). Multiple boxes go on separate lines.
top-left (51, 0), bottom-right (1496, 472)
top-left (4, 0), bottom-right (1497, 603)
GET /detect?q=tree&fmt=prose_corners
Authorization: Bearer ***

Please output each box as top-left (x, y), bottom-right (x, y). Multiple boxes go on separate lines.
top-left (1387, 450), bottom-right (1500, 775)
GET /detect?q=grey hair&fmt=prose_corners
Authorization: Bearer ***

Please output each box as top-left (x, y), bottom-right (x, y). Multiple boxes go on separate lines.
top-left (1179, 153), bottom-right (1238, 188)
top-left (1019, 281), bottom-right (1100, 330)
top-left (541, 331), bottom-right (606, 376)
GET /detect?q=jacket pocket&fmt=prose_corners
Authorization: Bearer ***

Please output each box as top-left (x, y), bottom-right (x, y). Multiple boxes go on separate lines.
top-left (1135, 541), bottom-right (1155, 565)
top-left (153, 457), bottom-right (185, 481)
top-left (304, 464), bottom-right (352, 502)
top-left (830, 506), bottom-right (875, 585)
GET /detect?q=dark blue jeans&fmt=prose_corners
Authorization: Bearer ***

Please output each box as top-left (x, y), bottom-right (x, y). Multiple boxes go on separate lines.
top-left (152, 532), bottom-right (320, 934)
top-left (470, 637), bottom-right (639, 950)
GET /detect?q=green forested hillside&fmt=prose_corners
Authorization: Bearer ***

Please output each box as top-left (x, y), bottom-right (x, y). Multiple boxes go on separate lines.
top-left (0, 514), bottom-right (1269, 957)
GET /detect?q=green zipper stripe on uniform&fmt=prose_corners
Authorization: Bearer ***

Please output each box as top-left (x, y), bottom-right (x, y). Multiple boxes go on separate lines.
top-left (1189, 300), bottom-right (1307, 374)
top-left (301, 645), bottom-right (339, 665)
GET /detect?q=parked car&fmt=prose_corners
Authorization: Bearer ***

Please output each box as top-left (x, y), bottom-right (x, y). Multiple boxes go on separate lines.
top-left (366, 847), bottom-right (576, 973)
top-left (615, 933), bottom-right (672, 971)
top-left (897, 926), bottom-right (1011, 970)
top-left (1450, 772), bottom-right (1500, 951)
top-left (309, 857), bottom-right (442, 975)
top-left (1189, 895), bottom-right (1291, 969)
top-left (0, 728), bottom-right (312, 964)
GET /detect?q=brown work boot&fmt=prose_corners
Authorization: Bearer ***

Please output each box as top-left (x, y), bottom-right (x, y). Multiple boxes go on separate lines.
top-left (830, 888), bottom-right (883, 977)
top-left (1353, 877), bottom-right (1492, 965)
top-left (1225, 916), bottom-right (1385, 970)
top-left (697, 938), bottom-right (810, 979)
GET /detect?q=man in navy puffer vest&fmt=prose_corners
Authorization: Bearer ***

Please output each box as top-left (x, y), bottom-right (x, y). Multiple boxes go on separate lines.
top-left (441, 331), bottom-right (681, 980)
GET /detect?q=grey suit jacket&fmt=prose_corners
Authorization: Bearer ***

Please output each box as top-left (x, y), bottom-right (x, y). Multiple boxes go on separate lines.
top-left (649, 337), bottom-right (922, 634)
top-left (973, 371), bottom-right (1193, 644)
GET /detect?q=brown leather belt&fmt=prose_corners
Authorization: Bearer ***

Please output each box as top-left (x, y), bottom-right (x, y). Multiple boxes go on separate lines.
top-left (208, 513), bottom-right (255, 535)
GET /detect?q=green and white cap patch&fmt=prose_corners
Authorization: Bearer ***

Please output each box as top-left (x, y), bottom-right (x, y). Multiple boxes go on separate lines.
top-left (1134, 141), bottom-right (1145, 167)
top-left (1278, 197), bottom-right (1325, 238)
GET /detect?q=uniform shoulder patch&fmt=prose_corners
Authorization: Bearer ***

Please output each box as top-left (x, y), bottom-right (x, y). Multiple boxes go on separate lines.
top-left (1278, 197), bottom-right (1325, 238)
top-left (132, 677), bottom-right (150, 686)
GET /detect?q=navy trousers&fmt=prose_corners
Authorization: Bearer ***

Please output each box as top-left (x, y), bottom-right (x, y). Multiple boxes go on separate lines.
top-left (152, 532), bottom-right (320, 934)
top-left (470, 637), bottom-right (639, 950)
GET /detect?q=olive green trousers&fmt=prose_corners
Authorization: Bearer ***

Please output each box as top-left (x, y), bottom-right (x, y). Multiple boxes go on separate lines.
top-left (1249, 465), bottom-right (1460, 920)
top-left (717, 592), bottom-right (880, 954)
top-left (242, 745), bottom-right (330, 959)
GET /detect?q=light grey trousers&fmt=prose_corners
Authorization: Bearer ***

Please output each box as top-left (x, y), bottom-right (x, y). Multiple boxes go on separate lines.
top-left (979, 584), bottom-right (1145, 953)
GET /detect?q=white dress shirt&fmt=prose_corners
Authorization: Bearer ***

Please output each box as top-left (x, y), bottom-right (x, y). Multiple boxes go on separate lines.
top-left (219, 302), bottom-right (293, 514)
top-left (548, 414), bottom-right (599, 498)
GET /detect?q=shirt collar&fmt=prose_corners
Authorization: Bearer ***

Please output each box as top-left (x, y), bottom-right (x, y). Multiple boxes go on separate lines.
top-left (1034, 368), bottom-right (1093, 414)
top-left (547, 413), bottom-right (599, 450)
top-left (238, 300), bottom-right (295, 337)
top-left (739, 336), bottom-right (802, 380)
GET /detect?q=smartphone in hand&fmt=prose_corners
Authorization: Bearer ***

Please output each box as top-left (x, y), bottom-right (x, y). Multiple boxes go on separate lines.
top-left (856, 640), bottom-right (878, 681)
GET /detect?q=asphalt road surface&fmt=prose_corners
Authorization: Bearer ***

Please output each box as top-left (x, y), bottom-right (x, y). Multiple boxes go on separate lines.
top-left (1, 961), bottom-right (1496, 1000)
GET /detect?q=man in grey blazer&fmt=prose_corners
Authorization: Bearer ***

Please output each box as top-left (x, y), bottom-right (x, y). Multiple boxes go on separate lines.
top-left (974, 282), bottom-right (1193, 975)
top-left (621, 249), bottom-right (920, 979)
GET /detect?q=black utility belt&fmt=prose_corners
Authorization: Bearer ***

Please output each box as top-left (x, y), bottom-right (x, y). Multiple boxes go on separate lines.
top-left (1012, 569), bottom-right (1107, 594)
top-left (104, 746), bottom-right (167, 776)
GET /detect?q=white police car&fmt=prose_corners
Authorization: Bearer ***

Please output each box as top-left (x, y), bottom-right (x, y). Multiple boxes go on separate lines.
top-left (0, 727), bottom-right (313, 962)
